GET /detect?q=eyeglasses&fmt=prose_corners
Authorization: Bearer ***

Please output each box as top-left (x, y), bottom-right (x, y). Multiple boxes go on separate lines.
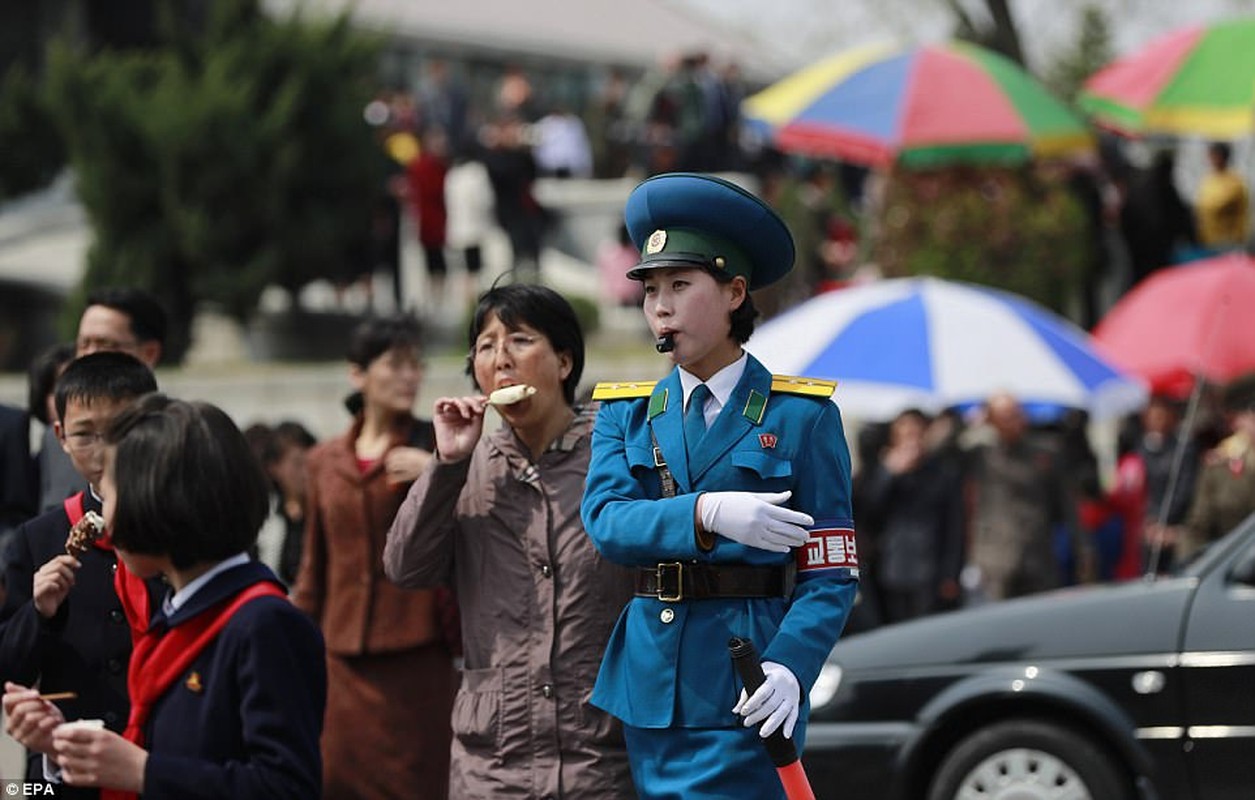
top-left (471, 333), bottom-right (540, 362)
top-left (65, 431), bottom-right (107, 452)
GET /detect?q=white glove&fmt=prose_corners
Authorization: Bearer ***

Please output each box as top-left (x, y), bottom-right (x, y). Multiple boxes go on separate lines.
top-left (698, 491), bottom-right (813, 552)
top-left (733, 661), bottom-right (801, 739)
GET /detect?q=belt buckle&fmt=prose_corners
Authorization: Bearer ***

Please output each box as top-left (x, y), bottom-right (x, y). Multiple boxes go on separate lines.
top-left (655, 562), bottom-right (683, 602)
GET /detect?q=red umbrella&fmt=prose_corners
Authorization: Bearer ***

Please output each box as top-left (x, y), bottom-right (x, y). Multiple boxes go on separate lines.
top-left (1092, 253), bottom-right (1255, 397)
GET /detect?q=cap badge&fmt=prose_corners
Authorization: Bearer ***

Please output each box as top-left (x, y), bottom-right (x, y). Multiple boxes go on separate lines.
top-left (646, 229), bottom-right (667, 254)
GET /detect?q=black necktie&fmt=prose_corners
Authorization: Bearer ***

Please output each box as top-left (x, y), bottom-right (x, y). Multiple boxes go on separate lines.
top-left (685, 384), bottom-right (712, 459)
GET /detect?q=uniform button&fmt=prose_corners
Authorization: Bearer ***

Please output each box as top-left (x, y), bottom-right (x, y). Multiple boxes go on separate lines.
top-left (540, 564), bottom-right (552, 578)
top-left (110, 563), bottom-right (117, 573)
top-left (106, 658), bottom-right (123, 674)
top-left (541, 684), bottom-right (554, 699)
top-left (109, 609), bottom-right (124, 624)
top-left (104, 711), bottom-right (119, 725)
top-left (660, 608), bottom-right (675, 624)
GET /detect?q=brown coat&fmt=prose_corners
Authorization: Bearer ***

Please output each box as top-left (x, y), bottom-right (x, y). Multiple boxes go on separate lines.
top-left (967, 437), bottom-right (1075, 600)
top-left (294, 416), bottom-right (457, 800)
top-left (385, 407), bottom-right (636, 800)
top-left (294, 417), bottom-right (444, 654)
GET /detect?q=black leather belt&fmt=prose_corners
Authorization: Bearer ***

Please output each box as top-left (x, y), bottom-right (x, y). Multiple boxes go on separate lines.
top-left (634, 562), bottom-right (795, 602)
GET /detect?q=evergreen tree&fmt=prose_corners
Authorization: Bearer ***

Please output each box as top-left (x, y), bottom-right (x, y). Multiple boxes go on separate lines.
top-left (872, 165), bottom-right (1088, 316)
top-left (0, 67), bottom-right (65, 200)
top-left (46, 0), bottom-right (381, 362)
top-left (1046, 4), bottom-right (1114, 103)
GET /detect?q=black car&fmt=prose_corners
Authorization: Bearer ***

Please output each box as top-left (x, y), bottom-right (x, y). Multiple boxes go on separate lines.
top-left (801, 519), bottom-right (1255, 800)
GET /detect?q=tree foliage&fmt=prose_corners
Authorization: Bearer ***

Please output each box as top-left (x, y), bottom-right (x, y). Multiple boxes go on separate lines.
top-left (45, 0), bottom-right (382, 361)
top-left (1045, 4), bottom-right (1115, 103)
top-left (872, 166), bottom-right (1089, 315)
top-left (0, 66), bottom-right (65, 200)
top-left (946, 0), bottom-right (1025, 67)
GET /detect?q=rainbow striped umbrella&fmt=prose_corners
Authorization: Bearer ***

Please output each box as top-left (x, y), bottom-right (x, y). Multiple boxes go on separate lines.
top-left (743, 41), bottom-right (1093, 169)
top-left (1079, 18), bottom-right (1255, 139)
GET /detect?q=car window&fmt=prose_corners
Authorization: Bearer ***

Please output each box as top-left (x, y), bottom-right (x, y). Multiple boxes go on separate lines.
top-left (1229, 541), bottom-right (1255, 586)
top-left (1178, 513), bottom-right (1255, 580)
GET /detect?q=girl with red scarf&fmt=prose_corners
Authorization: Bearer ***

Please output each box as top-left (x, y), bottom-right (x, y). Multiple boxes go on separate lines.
top-left (3, 395), bottom-right (325, 799)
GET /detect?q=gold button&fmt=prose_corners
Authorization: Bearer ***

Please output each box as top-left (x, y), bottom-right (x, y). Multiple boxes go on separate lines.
top-left (660, 608), bottom-right (675, 623)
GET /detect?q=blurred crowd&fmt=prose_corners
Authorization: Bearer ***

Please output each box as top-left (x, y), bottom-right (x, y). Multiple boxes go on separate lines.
top-left (845, 376), bottom-right (1255, 632)
top-left (345, 55), bottom-right (1252, 343)
top-left (334, 53), bottom-right (753, 314)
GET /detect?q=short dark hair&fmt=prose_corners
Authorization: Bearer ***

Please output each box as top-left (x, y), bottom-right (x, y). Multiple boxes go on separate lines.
top-left (54, 352), bottom-right (158, 422)
top-left (262, 421), bottom-right (316, 466)
top-left (346, 314), bottom-right (424, 368)
top-left (241, 422), bottom-right (274, 470)
top-left (465, 284), bottom-right (585, 404)
top-left (85, 287), bottom-right (168, 346)
top-left (28, 342), bottom-right (75, 425)
top-left (1209, 141), bottom-right (1233, 167)
top-left (106, 394), bottom-right (268, 569)
top-left (343, 315), bottom-right (424, 415)
top-left (708, 268), bottom-right (760, 344)
top-left (893, 408), bottom-right (930, 427)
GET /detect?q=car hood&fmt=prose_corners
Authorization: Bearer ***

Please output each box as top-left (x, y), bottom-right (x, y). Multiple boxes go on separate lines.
top-left (832, 576), bottom-right (1196, 672)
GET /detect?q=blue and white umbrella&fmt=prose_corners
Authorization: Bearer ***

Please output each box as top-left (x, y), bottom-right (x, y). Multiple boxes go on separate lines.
top-left (746, 277), bottom-right (1147, 422)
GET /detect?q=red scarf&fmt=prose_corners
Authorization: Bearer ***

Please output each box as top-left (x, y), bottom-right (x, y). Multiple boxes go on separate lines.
top-left (100, 579), bottom-right (286, 800)
top-left (63, 493), bottom-right (151, 639)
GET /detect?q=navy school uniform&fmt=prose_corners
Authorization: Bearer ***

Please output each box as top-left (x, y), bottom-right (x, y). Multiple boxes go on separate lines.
top-left (139, 560), bottom-right (326, 799)
top-left (0, 493), bottom-right (162, 797)
top-left (582, 355), bottom-right (859, 799)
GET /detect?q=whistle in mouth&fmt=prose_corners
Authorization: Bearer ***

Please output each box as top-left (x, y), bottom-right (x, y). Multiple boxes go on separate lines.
top-left (655, 333), bottom-right (675, 353)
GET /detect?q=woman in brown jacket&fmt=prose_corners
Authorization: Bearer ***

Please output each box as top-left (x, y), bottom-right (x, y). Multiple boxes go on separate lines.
top-left (293, 314), bottom-right (458, 800)
top-left (384, 285), bottom-right (635, 799)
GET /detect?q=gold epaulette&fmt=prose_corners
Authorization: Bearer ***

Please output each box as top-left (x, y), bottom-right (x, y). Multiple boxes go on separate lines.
top-left (592, 380), bottom-right (658, 400)
top-left (770, 375), bottom-right (837, 399)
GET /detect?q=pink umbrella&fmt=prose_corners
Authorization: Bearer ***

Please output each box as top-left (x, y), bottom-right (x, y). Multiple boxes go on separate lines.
top-left (1092, 253), bottom-right (1255, 397)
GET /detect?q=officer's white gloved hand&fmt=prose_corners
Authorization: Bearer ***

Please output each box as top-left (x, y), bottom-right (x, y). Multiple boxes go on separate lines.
top-left (733, 661), bottom-right (801, 739)
top-left (698, 491), bottom-right (813, 552)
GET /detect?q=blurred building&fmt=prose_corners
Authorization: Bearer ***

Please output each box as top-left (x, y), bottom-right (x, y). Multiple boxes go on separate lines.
top-left (263, 0), bottom-right (786, 115)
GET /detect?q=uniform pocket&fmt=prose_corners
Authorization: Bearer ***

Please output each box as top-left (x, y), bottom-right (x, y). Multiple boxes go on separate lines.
top-left (625, 443), bottom-right (664, 496)
top-left (731, 450), bottom-right (793, 479)
top-left (451, 667), bottom-right (502, 752)
top-left (625, 444), bottom-right (656, 471)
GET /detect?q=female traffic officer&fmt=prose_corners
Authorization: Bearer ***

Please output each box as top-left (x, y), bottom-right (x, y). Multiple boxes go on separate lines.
top-left (581, 173), bottom-right (860, 799)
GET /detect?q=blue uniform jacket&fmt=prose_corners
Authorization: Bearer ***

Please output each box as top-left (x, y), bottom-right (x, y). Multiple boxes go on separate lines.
top-left (581, 355), bottom-right (858, 730)
top-left (141, 561), bottom-right (326, 800)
